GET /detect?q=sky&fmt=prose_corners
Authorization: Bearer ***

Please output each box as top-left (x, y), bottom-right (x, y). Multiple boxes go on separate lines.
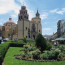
top-left (0, 0), bottom-right (65, 35)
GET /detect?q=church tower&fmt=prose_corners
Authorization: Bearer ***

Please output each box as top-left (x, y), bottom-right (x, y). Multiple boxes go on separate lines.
top-left (18, 6), bottom-right (29, 20)
top-left (18, 6), bottom-right (30, 40)
top-left (18, 5), bottom-right (42, 40)
top-left (30, 10), bottom-right (42, 40)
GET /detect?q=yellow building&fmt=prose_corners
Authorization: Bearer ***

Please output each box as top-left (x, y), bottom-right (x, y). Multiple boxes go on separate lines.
top-left (18, 6), bottom-right (42, 40)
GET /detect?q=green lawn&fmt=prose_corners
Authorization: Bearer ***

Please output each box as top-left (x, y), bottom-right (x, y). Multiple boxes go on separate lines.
top-left (4, 47), bottom-right (65, 65)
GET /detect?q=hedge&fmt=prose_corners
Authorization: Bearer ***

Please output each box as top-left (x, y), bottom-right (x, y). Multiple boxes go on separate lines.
top-left (0, 42), bottom-right (10, 64)
top-left (0, 41), bottom-right (25, 65)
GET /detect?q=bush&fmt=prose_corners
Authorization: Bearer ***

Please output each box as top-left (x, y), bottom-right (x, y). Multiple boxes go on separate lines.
top-left (58, 45), bottom-right (65, 52)
top-left (58, 53), bottom-right (65, 60)
top-left (0, 42), bottom-right (10, 64)
top-left (46, 42), bottom-right (52, 50)
top-left (35, 34), bottom-right (52, 52)
top-left (40, 49), bottom-right (60, 60)
top-left (10, 41), bottom-right (25, 47)
top-left (22, 37), bottom-right (27, 43)
top-left (32, 49), bottom-right (41, 59)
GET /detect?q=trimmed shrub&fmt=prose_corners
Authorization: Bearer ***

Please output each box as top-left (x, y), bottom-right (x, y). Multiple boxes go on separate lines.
top-left (10, 41), bottom-right (25, 47)
top-left (0, 42), bottom-right (10, 64)
top-left (0, 41), bottom-right (25, 65)
top-left (35, 34), bottom-right (52, 52)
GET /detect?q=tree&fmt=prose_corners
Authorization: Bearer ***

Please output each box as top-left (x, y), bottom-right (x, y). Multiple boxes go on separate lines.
top-left (35, 34), bottom-right (51, 52)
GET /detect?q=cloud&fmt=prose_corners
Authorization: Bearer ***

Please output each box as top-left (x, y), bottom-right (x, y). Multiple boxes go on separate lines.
top-left (56, 10), bottom-right (64, 15)
top-left (42, 28), bottom-right (51, 31)
top-left (50, 8), bottom-right (65, 15)
top-left (40, 12), bottom-right (48, 20)
top-left (11, 13), bottom-right (17, 18)
top-left (18, 0), bottom-right (35, 20)
top-left (0, 0), bottom-right (35, 20)
top-left (43, 22), bottom-right (48, 25)
top-left (0, 0), bottom-right (20, 14)
top-left (27, 9), bottom-right (35, 20)
top-left (50, 9), bottom-right (58, 13)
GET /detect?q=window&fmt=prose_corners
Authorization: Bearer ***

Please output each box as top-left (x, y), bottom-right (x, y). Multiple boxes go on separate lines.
top-left (29, 36), bottom-right (30, 38)
top-left (32, 23), bottom-right (35, 32)
top-left (26, 36), bottom-right (27, 38)
top-left (26, 27), bottom-right (27, 30)
top-left (28, 28), bottom-right (30, 38)
top-left (39, 30), bottom-right (40, 32)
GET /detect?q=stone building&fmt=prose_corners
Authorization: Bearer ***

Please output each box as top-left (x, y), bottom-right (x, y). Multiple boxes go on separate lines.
top-left (18, 6), bottom-right (42, 40)
top-left (57, 20), bottom-right (65, 38)
top-left (0, 26), bottom-right (2, 37)
top-left (2, 18), bottom-right (18, 40)
top-left (0, 5), bottom-right (42, 40)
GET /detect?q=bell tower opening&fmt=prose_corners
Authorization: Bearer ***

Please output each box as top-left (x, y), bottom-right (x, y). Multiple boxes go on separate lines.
top-left (18, 6), bottom-right (29, 20)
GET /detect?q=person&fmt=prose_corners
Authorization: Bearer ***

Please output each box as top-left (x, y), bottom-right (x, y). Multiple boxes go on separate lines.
top-left (54, 41), bottom-right (57, 46)
top-left (0, 40), bottom-right (1, 44)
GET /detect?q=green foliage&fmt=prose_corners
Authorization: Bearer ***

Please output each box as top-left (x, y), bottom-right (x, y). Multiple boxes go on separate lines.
top-left (0, 42), bottom-right (10, 64)
top-left (40, 49), bottom-right (60, 60)
top-left (58, 45), bottom-right (65, 52)
top-left (22, 37), bottom-right (27, 43)
top-left (10, 40), bottom-right (25, 47)
top-left (58, 53), bottom-right (64, 60)
top-left (0, 40), bottom-right (26, 64)
top-left (4, 47), bottom-right (65, 65)
top-left (35, 34), bottom-right (52, 51)
top-left (32, 49), bottom-right (41, 59)
top-left (46, 42), bottom-right (52, 50)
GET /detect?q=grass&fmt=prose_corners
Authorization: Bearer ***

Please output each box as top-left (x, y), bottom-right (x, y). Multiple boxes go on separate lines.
top-left (4, 47), bottom-right (65, 65)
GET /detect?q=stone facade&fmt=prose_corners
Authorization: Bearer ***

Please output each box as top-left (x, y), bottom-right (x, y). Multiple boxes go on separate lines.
top-left (57, 20), bottom-right (65, 38)
top-left (18, 6), bottom-right (42, 40)
top-left (2, 18), bottom-right (18, 40)
top-left (0, 5), bottom-right (42, 40)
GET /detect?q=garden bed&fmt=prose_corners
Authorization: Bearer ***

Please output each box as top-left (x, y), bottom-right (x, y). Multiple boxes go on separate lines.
top-left (14, 55), bottom-right (58, 62)
top-left (4, 47), bottom-right (65, 65)
top-left (14, 44), bottom-right (65, 62)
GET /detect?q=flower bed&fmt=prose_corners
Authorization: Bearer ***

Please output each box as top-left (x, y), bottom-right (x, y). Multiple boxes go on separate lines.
top-left (14, 44), bottom-right (65, 62)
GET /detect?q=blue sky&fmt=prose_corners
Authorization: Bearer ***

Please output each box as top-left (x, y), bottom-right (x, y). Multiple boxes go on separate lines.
top-left (0, 0), bottom-right (65, 35)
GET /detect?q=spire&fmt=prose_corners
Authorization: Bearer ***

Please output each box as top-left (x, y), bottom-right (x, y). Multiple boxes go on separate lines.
top-left (36, 9), bottom-right (40, 18)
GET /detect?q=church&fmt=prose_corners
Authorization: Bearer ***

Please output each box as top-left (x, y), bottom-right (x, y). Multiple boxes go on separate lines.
top-left (18, 6), bottom-right (42, 40)
top-left (0, 5), bottom-right (42, 40)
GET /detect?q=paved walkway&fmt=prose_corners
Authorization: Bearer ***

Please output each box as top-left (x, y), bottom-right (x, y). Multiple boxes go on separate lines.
top-left (2, 59), bottom-right (4, 65)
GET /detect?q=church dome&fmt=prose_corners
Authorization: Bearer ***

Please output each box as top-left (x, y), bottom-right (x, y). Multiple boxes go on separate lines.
top-left (4, 18), bottom-right (15, 26)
